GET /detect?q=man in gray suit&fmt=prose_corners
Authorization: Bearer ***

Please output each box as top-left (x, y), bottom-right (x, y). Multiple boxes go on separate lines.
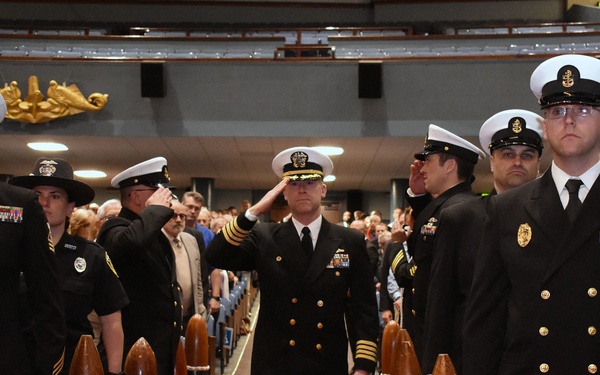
top-left (162, 201), bottom-right (206, 331)
top-left (464, 54), bottom-right (600, 374)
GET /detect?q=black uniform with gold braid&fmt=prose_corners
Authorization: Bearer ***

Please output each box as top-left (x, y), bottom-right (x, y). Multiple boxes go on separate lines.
top-left (0, 183), bottom-right (66, 375)
top-left (207, 214), bottom-right (379, 374)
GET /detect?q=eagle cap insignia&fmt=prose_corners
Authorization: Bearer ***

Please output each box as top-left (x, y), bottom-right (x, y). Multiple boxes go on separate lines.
top-left (38, 159), bottom-right (58, 176)
top-left (511, 118), bottom-right (523, 134)
top-left (517, 223), bottom-right (532, 247)
top-left (562, 68), bottom-right (574, 88)
top-left (162, 165), bottom-right (170, 181)
top-left (290, 151), bottom-right (308, 168)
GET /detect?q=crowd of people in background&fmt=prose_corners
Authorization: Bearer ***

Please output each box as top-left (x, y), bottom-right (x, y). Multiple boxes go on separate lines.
top-left (2, 52), bottom-right (599, 375)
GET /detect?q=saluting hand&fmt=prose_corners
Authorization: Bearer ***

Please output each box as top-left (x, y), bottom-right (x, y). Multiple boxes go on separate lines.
top-left (391, 219), bottom-right (409, 243)
top-left (248, 177), bottom-right (290, 217)
top-left (409, 160), bottom-right (426, 195)
top-left (145, 187), bottom-right (173, 208)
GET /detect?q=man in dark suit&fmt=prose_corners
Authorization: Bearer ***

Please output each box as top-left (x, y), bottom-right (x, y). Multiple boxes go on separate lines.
top-left (422, 109), bottom-right (544, 374)
top-left (464, 54), bottom-right (600, 374)
top-left (389, 124), bottom-right (485, 361)
top-left (0, 96), bottom-right (66, 375)
top-left (97, 156), bottom-right (179, 375)
top-left (206, 146), bottom-right (379, 375)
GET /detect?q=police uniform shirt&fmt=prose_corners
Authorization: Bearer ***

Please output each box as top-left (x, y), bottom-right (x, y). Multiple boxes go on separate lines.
top-left (55, 233), bottom-right (128, 368)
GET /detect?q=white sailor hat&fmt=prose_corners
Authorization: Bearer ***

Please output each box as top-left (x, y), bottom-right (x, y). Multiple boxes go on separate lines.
top-left (530, 54), bottom-right (600, 108)
top-left (111, 156), bottom-right (173, 189)
top-left (0, 94), bottom-right (6, 123)
top-left (272, 146), bottom-right (333, 181)
top-left (415, 124), bottom-right (485, 164)
top-left (479, 110), bottom-right (544, 156)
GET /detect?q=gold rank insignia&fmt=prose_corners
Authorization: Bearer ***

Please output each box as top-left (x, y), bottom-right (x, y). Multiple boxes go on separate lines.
top-left (517, 223), bottom-right (532, 247)
top-left (106, 252), bottom-right (119, 277)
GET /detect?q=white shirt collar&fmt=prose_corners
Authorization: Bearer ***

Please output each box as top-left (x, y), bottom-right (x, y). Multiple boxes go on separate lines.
top-left (291, 215), bottom-right (322, 248)
top-left (551, 159), bottom-right (600, 206)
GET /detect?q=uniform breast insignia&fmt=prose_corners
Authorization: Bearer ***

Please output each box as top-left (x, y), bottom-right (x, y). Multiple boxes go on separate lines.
top-left (74, 257), bottom-right (86, 273)
top-left (517, 223), bottom-right (532, 248)
top-left (327, 253), bottom-right (350, 268)
top-left (64, 243), bottom-right (77, 250)
top-left (0, 205), bottom-right (24, 223)
top-left (420, 217), bottom-right (438, 237)
top-left (106, 253), bottom-right (119, 277)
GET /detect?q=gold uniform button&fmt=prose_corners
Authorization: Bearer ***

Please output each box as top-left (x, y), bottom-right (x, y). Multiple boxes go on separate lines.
top-left (289, 340), bottom-right (295, 347)
top-left (316, 344), bottom-right (322, 350)
top-left (539, 363), bottom-right (549, 373)
top-left (291, 298), bottom-right (298, 304)
top-left (589, 364), bottom-right (598, 374)
top-left (317, 300), bottom-right (324, 307)
top-left (317, 323), bottom-right (323, 329)
top-left (173, 322), bottom-right (177, 328)
top-left (589, 326), bottom-right (597, 336)
top-left (539, 327), bottom-right (549, 336)
top-left (411, 309), bottom-right (416, 317)
top-left (412, 288), bottom-right (415, 294)
top-left (589, 288), bottom-right (597, 297)
top-left (177, 286), bottom-right (181, 291)
top-left (541, 290), bottom-right (550, 300)
top-left (335, 271), bottom-right (340, 276)
top-left (174, 301), bottom-right (178, 307)
top-left (276, 256), bottom-right (282, 262)
top-left (290, 319), bottom-right (296, 326)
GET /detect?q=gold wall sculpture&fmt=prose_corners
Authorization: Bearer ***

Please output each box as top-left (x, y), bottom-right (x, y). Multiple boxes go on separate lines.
top-left (0, 76), bottom-right (108, 124)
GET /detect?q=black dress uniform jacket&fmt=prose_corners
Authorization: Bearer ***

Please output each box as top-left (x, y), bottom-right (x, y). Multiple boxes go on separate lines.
top-left (422, 193), bottom-right (495, 374)
top-left (97, 205), bottom-right (180, 375)
top-left (55, 233), bottom-right (129, 374)
top-left (0, 184), bottom-right (66, 375)
top-left (463, 170), bottom-right (600, 375)
top-left (206, 215), bottom-right (379, 375)
top-left (398, 180), bottom-right (475, 360)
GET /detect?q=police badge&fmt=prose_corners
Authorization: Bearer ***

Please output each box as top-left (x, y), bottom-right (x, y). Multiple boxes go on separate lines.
top-left (517, 223), bottom-right (532, 247)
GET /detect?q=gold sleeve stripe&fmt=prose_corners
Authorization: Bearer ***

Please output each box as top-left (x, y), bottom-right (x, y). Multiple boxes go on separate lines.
top-left (222, 220), bottom-right (248, 246)
top-left (52, 348), bottom-right (65, 375)
top-left (391, 250), bottom-right (405, 273)
top-left (409, 265), bottom-right (417, 277)
top-left (230, 218), bottom-right (250, 236)
top-left (357, 340), bottom-right (378, 350)
top-left (356, 340), bottom-right (378, 362)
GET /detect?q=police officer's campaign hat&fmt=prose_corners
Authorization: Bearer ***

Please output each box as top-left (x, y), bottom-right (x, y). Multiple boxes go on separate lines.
top-left (272, 146), bottom-right (333, 181)
top-left (530, 54), bottom-right (600, 108)
top-left (414, 124), bottom-right (485, 164)
top-left (9, 158), bottom-right (95, 206)
top-left (479, 109), bottom-right (544, 156)
top-left (111, 156), bottom-right (173, 189)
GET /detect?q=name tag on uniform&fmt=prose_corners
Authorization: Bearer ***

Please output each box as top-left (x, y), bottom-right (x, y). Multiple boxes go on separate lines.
top-left (327, 252), bottom-right (350, 268)
top-left (0, 205), bottom-right (24, 224)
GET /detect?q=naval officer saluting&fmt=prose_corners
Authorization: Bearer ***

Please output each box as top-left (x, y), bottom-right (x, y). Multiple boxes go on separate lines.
top-left (206, 147), bottom-right (379, 375)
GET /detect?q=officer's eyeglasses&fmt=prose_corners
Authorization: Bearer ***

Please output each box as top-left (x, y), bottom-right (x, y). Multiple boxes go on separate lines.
top-left (544, 105), bottom-right (599, 119)
top-left (171, 213), bottom-right (187, 221)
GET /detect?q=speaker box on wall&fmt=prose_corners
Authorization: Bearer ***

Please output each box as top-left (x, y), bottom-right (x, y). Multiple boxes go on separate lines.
top-left (141, 62), bottom-right (165, 98)
top-left (358, 62), bottom-right (382, 99)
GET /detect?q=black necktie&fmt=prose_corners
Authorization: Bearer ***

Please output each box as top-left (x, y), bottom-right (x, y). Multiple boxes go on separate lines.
top-left (301, 227), bottom-right (313, 259)
top-left (565, 179), bottom-right (583, 222)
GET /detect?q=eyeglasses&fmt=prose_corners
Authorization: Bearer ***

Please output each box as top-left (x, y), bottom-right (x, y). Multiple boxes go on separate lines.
top-left (128, 188), bottom-right (158, 197)
top-left (171, 213), bottom-right (188, 221)
top-left (545, 105), bottom-right (599, 119)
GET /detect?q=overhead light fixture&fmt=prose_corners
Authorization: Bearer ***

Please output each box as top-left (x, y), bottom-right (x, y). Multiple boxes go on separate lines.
top-left (324, 175), bottom-right (336, 182)
top-left (74, 170), bottom-right (107, 178)
top-left (312, 146), bottom-right (344, 156)
top-left (27, 142), bottom-right (68, 151)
